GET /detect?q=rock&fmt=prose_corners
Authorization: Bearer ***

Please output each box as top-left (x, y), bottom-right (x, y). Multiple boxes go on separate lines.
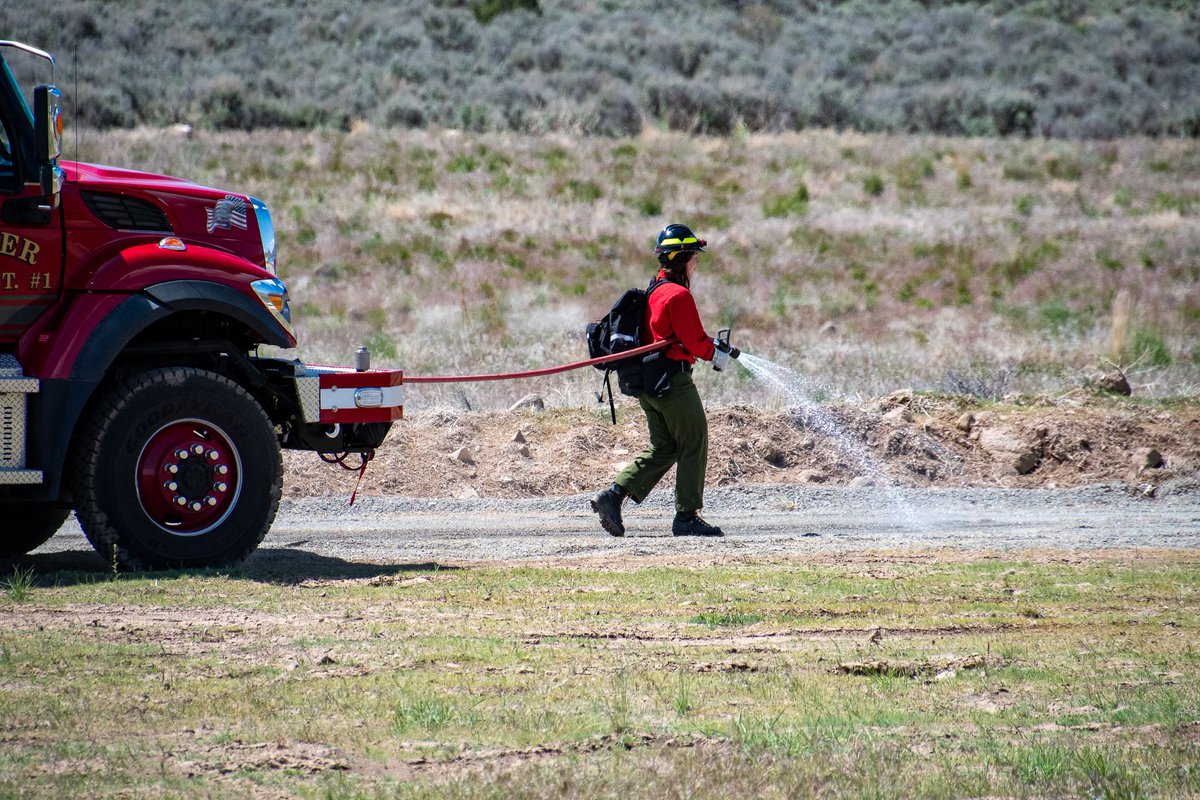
top-left (516, 444), bottom-right (532, 458)
top-left (849, 476), bottom-right (875, 488)
top-left (450, 446), bottom-right (474, 464)
top-left (796, 469), bottom-right (826, 484)
top-left (612, 447), bottom-right (629, 456)
top-left (512, 431), bottom-right (526, 444)
top-left (1013, 451), bottom-right (1040, 475)
top-left (977, 427), bottom-right (1041, 475)
top-left (1133, 448), bottom-right (1163, 469)
top-left (509, 393), bottom-right (545, 411)
top-left (1035, 425), bottom-right (1050, 438)
top-left (883, 406), bottom-right (913, 423)
top-left (819, 322), bottom-right (838, 336)
top-left (976, 428), bottom-right (1026, 455)
top-left (956, 412), bottom-right (974, 433)
top-left (1096, 371), bottom-right (1131, 396)
top-left (872, 389), bottom-right (913, 414)
top-left (454, 484), bottom-right (480, 499)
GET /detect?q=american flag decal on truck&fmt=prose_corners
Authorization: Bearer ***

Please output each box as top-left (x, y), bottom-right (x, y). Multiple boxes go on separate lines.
top-left (206, 195), bottom-right (248, 233)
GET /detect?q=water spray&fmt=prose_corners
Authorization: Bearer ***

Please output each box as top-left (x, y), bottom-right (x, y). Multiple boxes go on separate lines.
top-left (735, 352), bottom-right (941, 531)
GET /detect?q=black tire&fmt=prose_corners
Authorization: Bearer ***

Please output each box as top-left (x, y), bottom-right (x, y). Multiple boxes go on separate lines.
top-left (71, 367), bottom-right (282, 570)
top-left (0, 504), bottom-right (70, 558)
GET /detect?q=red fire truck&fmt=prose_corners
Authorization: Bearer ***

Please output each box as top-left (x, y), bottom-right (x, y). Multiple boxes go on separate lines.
top-left (0, 42), bottom-right (403, 569)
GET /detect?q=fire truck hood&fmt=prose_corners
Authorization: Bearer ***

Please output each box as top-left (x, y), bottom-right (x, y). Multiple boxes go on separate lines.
top-left (63, 160), bottom-right (231, 199)
top-left (61, 160), bottom-right (270, 253)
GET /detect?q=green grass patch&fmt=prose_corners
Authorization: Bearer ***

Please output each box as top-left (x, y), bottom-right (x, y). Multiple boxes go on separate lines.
top-left (1, 566), bottom-right (35, 602)
top-left (762, 183), bottom-right (810, 218)
top-left (689, 611), bottom-right (766, 627)
top-left (862, 173), bottom-right (885, 197)
top-left (447, 154), bottom-right (479, 174)
top-left (2, 557), bottom-right (1199, 797)
top-left (561, 179), bottom-right (603, 203)
top-left (635, 193), bottom-right (663, 217)
top-left (1128, 328), bottom-right (1173, 368)
top-left (1001, 237), bottom-right (1063, 285)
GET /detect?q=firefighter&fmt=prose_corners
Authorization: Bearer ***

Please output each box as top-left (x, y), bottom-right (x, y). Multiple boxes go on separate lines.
top-left (590, 223), bottom-right (737, 538)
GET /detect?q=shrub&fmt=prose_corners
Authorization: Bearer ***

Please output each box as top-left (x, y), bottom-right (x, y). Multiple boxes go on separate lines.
top-left (1096, 249), bottom-right (1123, 271)
top-left (1037, 300), bottom-right (1088, 337)
top-left (562, 180), bottom-right (603, 202)
top-left (863, 174), bottom-right (885, 197)
top-left (472, 0), bottom-right (540, 25)
top-left (1003, 158), bottom-right (1042, 181)
top-left (1045, 155), bottom-right (1084, 180)
top-left (895, 156), bottom-right (935, 190)
top-left (9, 1), bottom-right (1200, 138)
top-left (447, 154), bottom-right (479, 173)
top-left (1129, 329), bottom-right (1172, 367)
top-left (941, 367), bottom-right (1012, 400)
top-left (762, 184), bottom-right (809, 217)
top-left (1001, 238), bottom-right (1062, 284)
top-left (637, 194), bottom-right (663, 217)
top-left (365, 330), bottom-right (398, 360)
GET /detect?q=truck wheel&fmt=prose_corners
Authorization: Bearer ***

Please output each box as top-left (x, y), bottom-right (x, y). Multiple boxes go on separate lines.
top-left (0, 504), bottom-right (70, 558)
top-left (72, 367), bottom-right (282, 570)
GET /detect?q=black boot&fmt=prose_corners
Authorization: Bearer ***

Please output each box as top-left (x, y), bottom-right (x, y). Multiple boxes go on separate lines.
top-left (590, 483), bottom-right (627, 537)
top-left (672, 511), bottom-right (724, 537)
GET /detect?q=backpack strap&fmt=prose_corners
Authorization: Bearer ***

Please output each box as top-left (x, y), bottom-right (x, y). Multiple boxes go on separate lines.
top-left (602, 369), bottom-right (616, 424)
top-left (639, 277), bottom-right (670, 352)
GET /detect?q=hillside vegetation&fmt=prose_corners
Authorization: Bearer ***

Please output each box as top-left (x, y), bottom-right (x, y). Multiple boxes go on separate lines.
top-left (76, 127), bottom-right (1200, 409)
top-left (2, 0), bottom-right (1198, 138)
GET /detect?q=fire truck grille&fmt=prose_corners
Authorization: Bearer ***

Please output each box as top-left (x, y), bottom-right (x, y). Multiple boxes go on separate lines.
top-left (81, 191), bottom-right (173, 233)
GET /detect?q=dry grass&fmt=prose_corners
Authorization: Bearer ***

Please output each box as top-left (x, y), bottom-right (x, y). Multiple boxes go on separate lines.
top-left (74, 128), bottom-right (1200, 408)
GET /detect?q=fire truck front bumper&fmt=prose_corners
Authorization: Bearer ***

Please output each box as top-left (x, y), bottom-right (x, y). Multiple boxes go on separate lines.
top-left (292, 365), bottom-right (405, 425)
top-left (256, 359), bottom-right (404, 453)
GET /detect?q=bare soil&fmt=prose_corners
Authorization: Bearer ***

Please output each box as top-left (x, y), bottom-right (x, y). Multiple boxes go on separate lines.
top-left (283, 394), bottom-right (1200, 500)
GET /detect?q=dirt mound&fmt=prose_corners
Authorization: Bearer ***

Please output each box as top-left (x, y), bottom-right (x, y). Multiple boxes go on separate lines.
top-left (282, 394), bottom-right (1200, 499)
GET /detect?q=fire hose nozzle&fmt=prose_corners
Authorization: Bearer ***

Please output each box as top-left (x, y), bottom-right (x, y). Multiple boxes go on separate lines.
top-left (713, 328), bottom-right (738, 370)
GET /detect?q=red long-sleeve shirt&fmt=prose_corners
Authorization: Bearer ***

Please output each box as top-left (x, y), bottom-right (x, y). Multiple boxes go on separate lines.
top-left (644, 271), bottom-right (715, 364)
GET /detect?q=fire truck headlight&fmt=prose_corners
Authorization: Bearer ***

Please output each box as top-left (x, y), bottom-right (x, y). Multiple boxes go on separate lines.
top-left (249, 196), bottom-right (276, 273)
top-left (251, 277), bottom-right (293, 334)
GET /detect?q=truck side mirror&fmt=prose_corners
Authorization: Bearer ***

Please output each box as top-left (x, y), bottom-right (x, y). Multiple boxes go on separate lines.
top-left (34, 84), bottom-right (63, 196)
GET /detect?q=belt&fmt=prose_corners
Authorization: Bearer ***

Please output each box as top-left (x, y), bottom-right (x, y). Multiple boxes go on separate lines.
top-left (669, 360), bottom-right (692, 374)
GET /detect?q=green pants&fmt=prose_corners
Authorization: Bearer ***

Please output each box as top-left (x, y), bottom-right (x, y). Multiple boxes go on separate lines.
top-left (616, 370), bottom-right (708, 513)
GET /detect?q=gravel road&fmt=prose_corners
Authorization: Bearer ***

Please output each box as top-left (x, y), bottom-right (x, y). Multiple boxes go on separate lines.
top-left (30, 481), bottom-right (1200, 571)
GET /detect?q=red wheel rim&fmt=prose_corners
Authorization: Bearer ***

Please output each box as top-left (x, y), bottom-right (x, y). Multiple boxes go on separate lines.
top-left (135, 419), bottom-right (242, 536)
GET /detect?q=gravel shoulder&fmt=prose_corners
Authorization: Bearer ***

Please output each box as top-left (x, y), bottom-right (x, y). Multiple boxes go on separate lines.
top-left (25, 398), bottom-right (1200, 571)
top-left (33, 481), bottom-right (1200, 571)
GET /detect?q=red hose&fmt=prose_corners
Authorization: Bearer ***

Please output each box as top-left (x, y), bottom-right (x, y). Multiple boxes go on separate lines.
top-left (404, 339), bottom-right (674, 384)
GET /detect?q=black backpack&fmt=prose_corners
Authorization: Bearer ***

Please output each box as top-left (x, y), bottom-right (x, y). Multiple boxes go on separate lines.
top-left (586, 278), bottom-right (670, 421)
